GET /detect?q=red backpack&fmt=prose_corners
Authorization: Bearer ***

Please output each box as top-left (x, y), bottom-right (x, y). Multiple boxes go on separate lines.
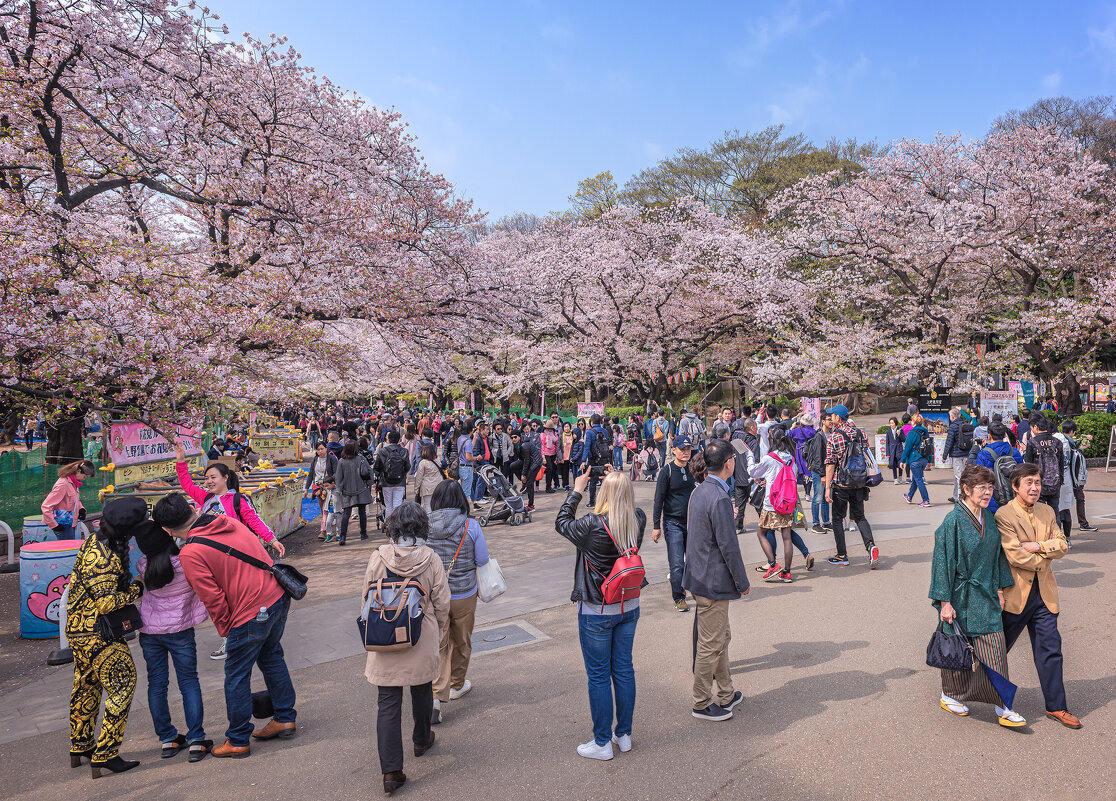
top-left (596, 520), bottom-right (645, 612)
top-left (769, 453), bottom-right (798, 515)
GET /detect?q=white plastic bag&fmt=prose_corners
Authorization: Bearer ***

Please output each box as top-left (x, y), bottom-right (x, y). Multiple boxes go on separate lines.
top-left (477, 558), bottom-right (506, 602)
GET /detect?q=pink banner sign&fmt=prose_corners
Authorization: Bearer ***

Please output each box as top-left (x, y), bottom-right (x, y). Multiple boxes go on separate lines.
top-left (800, 398), bottom-right (822, 420)
top-left (106, 423), bottom-right (202, 466)
top-left (577, 402), bottom-right (605, 419)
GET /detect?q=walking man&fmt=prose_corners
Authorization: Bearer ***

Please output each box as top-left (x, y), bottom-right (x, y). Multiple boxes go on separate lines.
top-left (683, 440), bottom-right (750, 721)
top-left (943, 408), bottom-right (974, 502)
top-left (652, 435), bottom-right (697, 612)
top-left (823, 405), bottom-right (879, 569)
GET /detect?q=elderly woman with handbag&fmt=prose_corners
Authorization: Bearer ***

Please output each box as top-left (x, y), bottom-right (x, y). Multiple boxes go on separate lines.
top-left (928, 464), bottom-right (1024, 727)
top-left (67, 496), bottom-right (149, 778)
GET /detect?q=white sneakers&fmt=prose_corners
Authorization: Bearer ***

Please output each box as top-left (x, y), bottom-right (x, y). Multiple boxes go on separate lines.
top-left (611, 734), bottom-right (631, 752)
top-left (448, 680), bottom-right (472, 700)
top-left (577, 739), bottom-right (615, 760)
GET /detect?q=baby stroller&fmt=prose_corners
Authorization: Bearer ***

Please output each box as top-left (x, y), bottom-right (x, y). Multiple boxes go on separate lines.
top-left (475, 463), bottom-right (530, 526)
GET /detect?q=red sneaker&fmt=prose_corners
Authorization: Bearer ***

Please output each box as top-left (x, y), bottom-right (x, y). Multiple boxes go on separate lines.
top-left (869, 545), bottom-right (879, 569)
top-left (779, 571), bottom-right (792, 583)
top-left (762, 564), bottom-right (783, 581)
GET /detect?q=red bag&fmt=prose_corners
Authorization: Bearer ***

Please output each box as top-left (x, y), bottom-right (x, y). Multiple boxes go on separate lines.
top-left (597, 520), bottom-right (645, 611)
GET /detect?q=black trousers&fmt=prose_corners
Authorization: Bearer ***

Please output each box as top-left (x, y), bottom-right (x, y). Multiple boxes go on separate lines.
top-left (340, 504), bottom-right (367, 542)
top-left (544, 454), bottom-right (557, 491)
top-left (1002, 583), bottom-right (1067, 712)
top-left (1073, 485), bottom-right (1090, 527)
top-left (733, 485), bottom-right (751, 530)
top-left (376, 682), bottom-right (433, 774)
top-left (831, 486), bottom-right (874, 555)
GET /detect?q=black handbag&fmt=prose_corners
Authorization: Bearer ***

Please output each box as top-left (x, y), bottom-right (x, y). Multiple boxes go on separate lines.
top-left (187, 536), bottom-right (308, 601)
top-left (926, 619), bottom-right (975, 672)
top-left (748, 482), bottom-right (765, 512)
top-left (95, 604), bottom-right (143, 640)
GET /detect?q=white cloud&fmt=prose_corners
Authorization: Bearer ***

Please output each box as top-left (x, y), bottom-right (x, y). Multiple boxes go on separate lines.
top-left (726, 0), bottom-right (843, 69)
top-left (766, 52), bottom-right (866, 128)
top-left (1040, 70), bottom-right (1062, 91)
top-left (1087, 8), bottom-right (1116, 70)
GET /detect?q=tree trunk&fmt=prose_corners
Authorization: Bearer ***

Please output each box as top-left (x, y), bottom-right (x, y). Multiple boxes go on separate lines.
top-left (0, 405), bottom-right (21, 447)
top-left (1056, 372), bottom-right (1083, 415)
top-left (46, 414), bottom-right (84, 465)
top-left (499, 397), bottom-right (511, 415)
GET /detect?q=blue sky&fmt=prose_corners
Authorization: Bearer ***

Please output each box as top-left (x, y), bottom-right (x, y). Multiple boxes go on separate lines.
top-left (211, 0), bottom-right (1116, 220)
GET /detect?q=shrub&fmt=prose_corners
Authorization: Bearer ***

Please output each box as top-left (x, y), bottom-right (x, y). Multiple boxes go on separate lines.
top-left (1067, 412), bottom-right (1116, 458)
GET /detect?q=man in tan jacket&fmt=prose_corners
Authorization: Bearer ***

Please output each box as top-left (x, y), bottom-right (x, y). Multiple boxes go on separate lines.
top-left (995, 463), bottom-right (1081, 729)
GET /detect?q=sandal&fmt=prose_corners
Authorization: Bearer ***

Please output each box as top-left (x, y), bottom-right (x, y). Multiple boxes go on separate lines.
top-left (188, 739), bottom-right (213, 763)
top-left (162, 734), bottom-right (188, 758)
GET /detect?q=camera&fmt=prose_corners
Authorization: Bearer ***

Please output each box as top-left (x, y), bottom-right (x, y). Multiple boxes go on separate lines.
top-left (588, 466), bottom-right (608, 478)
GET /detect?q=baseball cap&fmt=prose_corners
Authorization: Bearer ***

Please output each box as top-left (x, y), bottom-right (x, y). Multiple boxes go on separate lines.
top-left (672, 434), bottom-right (692, 449)
top-left (825, 404), bottom-right (849, 419)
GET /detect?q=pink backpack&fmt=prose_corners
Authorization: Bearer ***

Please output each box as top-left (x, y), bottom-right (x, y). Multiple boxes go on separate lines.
top-left (769, 454), bottom-right (797, 515)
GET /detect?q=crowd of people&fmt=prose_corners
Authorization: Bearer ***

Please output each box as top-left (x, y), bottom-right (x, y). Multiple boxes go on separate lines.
top-left (55, 397), bottom-right (1100, 795)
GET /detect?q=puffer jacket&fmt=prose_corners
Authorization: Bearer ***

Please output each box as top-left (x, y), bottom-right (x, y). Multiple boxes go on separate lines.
top-left (137, 554), bottom-right (208, 635)
top-left (427, 509), bottom-right (490, 598)
top-left (555, 491), bottom-right (646, 606)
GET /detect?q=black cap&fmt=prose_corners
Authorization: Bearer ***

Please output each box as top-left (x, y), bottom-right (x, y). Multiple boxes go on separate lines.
top-left (100, 496), bottom-right (150, 537)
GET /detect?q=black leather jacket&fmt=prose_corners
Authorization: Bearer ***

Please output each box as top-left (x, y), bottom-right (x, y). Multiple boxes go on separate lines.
top-left (555, 491), bottom-right (646, 606)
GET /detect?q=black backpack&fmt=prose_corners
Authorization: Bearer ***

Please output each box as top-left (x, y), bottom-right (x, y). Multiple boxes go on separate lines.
top-left (202, 491), bottom-right (252, 525)
top-left (589, 428), bottom-right (612, 466)
top-left (382, 447), bottom-right (409, 485)
top-left (981, 447), bottom-right (1017, 507)
top-left (957, 422), bottom-right (974, 454)
top-left (918, 430), bottom-right (934, 460)
top-left (836, 433), bottom-right (868, 489)
top-left (1032, 437), bottom-right (1063, 493)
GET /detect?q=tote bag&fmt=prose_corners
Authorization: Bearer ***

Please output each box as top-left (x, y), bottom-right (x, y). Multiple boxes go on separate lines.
top-left (477, 558), bottom-right (507, 602)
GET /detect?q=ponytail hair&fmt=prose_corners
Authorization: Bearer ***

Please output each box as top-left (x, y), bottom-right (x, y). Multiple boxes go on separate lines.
top-left (204, 461), bottom-right (239, 491)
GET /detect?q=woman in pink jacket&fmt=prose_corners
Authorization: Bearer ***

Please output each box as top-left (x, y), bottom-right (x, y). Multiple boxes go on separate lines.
top-left (135, 521), bottom-right (212, 762)
top-left (41, 460), bottom-right (95, 538)
top-left (173, 441), bottom-right (283, 660)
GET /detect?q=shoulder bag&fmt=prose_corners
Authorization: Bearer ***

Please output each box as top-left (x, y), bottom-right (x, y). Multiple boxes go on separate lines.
top-left (95, 603), bottom-right (143, 640)
top-left (187, 536), bottom-right (308, 600)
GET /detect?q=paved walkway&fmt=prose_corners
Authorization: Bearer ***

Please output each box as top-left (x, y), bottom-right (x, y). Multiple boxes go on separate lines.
top-left (2, 461), bottom-right (1114, 800)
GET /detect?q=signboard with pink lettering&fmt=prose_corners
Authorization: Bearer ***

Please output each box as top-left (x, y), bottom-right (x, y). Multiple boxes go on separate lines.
top-left (106, 423), bottom-right (203, 466)
top-left (577, 402), bottom-right (605, 419)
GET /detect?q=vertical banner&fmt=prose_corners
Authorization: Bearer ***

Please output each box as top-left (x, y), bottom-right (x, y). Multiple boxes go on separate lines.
top-left (800, 398), bottom-right (822, 420)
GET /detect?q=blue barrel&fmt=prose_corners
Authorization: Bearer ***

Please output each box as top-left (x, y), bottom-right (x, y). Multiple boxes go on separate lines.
top-left (22, 516), bottom-right (52, 544)
top-left (20, 539), bottom-right (82, 638)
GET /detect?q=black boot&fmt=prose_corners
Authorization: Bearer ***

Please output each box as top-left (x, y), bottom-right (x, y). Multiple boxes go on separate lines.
top-left (91, 755), bottom-right (140, 779)
top-left (70, 748), bottom-right (94, 768)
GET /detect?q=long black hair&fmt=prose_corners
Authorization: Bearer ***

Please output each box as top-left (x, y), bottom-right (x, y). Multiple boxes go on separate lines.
top-left (97, 520), bottom-right (134, 589)
top-left (144, 540), bottom-right (182, 591)
top-left (205, 461), bottom-right (240, 491)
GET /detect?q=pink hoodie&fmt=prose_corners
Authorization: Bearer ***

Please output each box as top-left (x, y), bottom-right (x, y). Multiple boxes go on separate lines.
top-left (41, 474), bottom-right (84, 529)
top-left (175, 461), bottom-right (276, 544)
top-left (137, 554), bottom-right (208, 634)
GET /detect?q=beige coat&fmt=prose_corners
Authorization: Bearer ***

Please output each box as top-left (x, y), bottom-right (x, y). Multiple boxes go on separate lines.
top-left (995, 498), bottom-right (1067, 615)
top-left (364, 543), bottom-right (450, 687)
top-left (414, 459), bottom-right (445, 502)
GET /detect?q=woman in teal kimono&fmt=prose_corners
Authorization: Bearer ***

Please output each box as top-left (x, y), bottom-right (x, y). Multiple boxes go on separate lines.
top-left (929, 464), bottom-right (1024, 726)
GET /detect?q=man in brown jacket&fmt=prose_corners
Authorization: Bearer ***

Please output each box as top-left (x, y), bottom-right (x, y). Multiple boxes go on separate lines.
top-left (994, 463), bottom-right (1081, 729)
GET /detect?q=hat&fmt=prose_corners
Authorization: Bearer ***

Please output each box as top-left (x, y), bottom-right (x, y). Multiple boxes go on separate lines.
top-left (799, 414), bottom-right (816, 427)
top-left (133, 519), bottom-right (173, 557)
top-left (99, 496), bottom-right (150, 537)
top-left (825, 404), bottom-right (849, 420)
top-left (543, 421), bottom-right (556, 430)
top-left (672, 434), bottom-right (692, 449)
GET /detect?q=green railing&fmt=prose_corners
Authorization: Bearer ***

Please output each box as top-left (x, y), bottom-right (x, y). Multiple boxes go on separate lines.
top-left (0, 446), bottom-right (104, 536)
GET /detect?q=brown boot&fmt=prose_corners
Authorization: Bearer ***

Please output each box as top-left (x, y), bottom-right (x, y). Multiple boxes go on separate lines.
top-left (414, 732), bottom-right (435, 757)
top-left (252, 719), bottom-right (296, 740)
top-left (383, 771), bottom-right (407, 794)
top-left (212, 740), bottom-right (251, 758)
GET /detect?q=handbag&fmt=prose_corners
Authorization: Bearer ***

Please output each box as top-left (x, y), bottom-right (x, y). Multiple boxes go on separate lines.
top-left (187, 536), bottom-right (308, 601)
top-left (477, 557), bottom-right (506, 602)
top-left (865, 451), bottom-right (883, 487)
top-left (925, 619), bottom-right (975, 672)
top-left (95, 604), bottom-right (143, 640)
top-left (748, 482), bottom-right (765, 512)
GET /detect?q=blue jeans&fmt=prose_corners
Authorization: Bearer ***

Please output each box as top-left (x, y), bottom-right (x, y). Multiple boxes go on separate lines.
top-left (471, 461), bottom-right (488, 501)
top-left (662, 518), bottom-right (687, 602)
top-left (308, 431), bottom-right (320, 449)
top-left (907, 457), bottom-right (929, 503)
top-left (458, 464), bottom-right (474, 502)
top-left (139, 629), bottom-right (205, 743)
top-left (612, 446), bottom-right (624, 470)
top-left (223, 594), bottom-right (296, 746)
top-left (577, 607), bottom-right (639, 746)
top-left (809, 470), bottom-right (830, 526)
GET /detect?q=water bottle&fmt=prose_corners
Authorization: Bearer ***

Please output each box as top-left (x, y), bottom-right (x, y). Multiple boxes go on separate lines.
top-left (256, 605), bottom-right (269, 622)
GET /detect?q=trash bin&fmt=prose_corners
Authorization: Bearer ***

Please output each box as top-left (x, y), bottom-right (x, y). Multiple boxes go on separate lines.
top-left (22, 515), bottom-right (52, 544)
top-left (20, 539), bottom-right (83, 639)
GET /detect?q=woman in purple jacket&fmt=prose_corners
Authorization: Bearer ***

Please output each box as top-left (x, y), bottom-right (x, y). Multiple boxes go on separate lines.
top-left (135, 521), bottom-right (212, 762)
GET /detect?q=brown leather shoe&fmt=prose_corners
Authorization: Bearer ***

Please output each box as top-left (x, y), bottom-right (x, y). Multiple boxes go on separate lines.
top-left (383, 771), bottom-right (407, 794)
top-left (414, 732), bottom-right (435, 757)
top-left (211, 740), bottom-right (251, 758)
top-left (1046, 710), bottom-right (1082, 729)
top-left (252, 719), bottom-right (296, 740)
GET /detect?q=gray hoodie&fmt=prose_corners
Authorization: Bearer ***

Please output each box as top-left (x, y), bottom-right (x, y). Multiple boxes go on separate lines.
top-left (427, 508), bottom-right (479, 597)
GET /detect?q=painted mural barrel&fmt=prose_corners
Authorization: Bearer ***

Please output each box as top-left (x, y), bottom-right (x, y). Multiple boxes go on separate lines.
top-left (22, 516), bottom-right (52, 545)
top-left (20, 539), bottom-right (82, 638)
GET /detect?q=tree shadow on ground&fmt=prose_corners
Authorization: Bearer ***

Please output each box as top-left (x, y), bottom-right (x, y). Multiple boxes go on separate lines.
top-left (730, 640), bottom-right (869, 673)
